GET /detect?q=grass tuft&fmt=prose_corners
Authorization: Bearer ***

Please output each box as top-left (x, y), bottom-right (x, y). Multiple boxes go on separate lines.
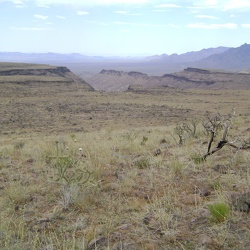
top-left (208, 202), bottom-right (231, 222)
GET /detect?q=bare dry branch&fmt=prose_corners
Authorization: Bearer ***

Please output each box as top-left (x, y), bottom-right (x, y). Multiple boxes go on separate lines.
top-left (202, 109), bottom-right (249, 160)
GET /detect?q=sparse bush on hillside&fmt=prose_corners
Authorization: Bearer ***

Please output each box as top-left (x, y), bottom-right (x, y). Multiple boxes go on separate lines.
top-left (173, 118), bottom-right (199, 145)
top-left (50, 140), bottom-right (93, 186)
top-left (42, 140), bottom-right (95, 210)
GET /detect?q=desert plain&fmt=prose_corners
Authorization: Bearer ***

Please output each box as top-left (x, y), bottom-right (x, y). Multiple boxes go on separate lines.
top-left (0, 62), bottom-right (250, 249)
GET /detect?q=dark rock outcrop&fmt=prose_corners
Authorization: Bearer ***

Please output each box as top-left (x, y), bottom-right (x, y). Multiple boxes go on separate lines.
top-left (0, 66), bottom-right (70, 76)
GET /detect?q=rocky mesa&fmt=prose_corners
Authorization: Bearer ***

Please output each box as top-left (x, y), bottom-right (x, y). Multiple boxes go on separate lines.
top-left (0, 62), bottom-right (93, 90)
top-left (87, 67), bottom-right (250, 92)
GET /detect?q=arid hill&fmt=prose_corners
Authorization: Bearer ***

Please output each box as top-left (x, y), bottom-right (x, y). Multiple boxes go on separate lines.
top-left (0, 62), bottom-right (93, 90)
top-left (87, 67), bottom-right (250, 92)
top-left (87, 69), bottom-right (148, 91)
top-left (191, 43), bottom-right (250, 71)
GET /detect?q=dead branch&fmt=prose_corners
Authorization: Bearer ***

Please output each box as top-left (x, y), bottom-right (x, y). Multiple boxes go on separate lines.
top-left (202, 109), bottom-right (249, 160)
top-left (203, 139), bottom-right (229, 160)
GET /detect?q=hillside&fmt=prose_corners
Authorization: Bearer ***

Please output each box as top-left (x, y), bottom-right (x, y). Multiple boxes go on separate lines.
top-left (1, 60), bottom-right (250, 249)
top-left (87, 69), bottom-right (149, 92)
top-left (1, 64), bottom-right (250, 249)
top-left (192, 43), bottom-right (250, 71)
top-left (87, 68), bottom-right (250, 92)
top-left (0, 62), bottom-right (93, 90)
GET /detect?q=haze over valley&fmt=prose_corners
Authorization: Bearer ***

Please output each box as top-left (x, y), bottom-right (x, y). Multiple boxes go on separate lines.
top-left (1, 43), bottom-right (250, 80)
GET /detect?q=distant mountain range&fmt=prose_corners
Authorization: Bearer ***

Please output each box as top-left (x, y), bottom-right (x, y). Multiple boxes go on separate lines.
top-left (0, 52), bottom-right (105, 63)
top-left (146, 46), bottom-right (229, 63)
top-left (146, 43), bottom-right (250, 72)
top-left (191, 43), bottom-right (250, 70)
top-left (0, 43), bottom-right (250, 75)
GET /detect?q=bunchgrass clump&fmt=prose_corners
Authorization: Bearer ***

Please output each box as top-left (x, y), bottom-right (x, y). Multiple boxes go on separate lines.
top-left (208, 202), bottom-right (231, 222)
top-left (191, 153), bottom-right (205, 164)
top-left (134, 156), bottom-right (151, 169)
top-left (14, 141), bottom-right (25, 150)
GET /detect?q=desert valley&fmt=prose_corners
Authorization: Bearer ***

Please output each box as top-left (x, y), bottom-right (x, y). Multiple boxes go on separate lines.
top-left (0, 44), bottom-right (250, 249)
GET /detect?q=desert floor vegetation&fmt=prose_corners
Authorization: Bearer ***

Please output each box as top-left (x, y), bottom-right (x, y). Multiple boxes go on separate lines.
top-left (0, 68), bottom-right (250, 249)
top-left (0, 113), bottom-right (250, 249)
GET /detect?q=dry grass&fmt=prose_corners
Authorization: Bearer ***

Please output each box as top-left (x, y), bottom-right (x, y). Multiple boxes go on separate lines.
top-left (0, 62), bottom-right (58, 71)
top-left (0, 65), bottom-right (250, 249)
top-left (1, 80), bottom-right (250, 136)
top-left (0, 75), bottom-right (69, 83)
top-left (0, 118), bottom-right (250, 249)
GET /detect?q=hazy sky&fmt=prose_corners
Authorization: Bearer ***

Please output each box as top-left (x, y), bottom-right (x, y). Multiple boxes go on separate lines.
top-left (0, 0), bottom-right (250, 56)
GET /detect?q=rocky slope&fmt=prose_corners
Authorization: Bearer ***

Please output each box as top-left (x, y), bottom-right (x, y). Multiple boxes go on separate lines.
top-left (87, 69), bottom-right (149, 92)
top-left (88, 68), bottom-right (250, 92)
top-left (0, 62), bottom-right (93, 90)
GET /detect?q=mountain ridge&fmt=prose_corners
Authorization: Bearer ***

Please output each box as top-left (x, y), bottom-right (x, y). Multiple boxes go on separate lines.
top-left (192, 43), bottom-right (250, 70)
top-left (1, 43), bottom-right (250, 77)
top-left (146, 46), bottom-right (230, 63)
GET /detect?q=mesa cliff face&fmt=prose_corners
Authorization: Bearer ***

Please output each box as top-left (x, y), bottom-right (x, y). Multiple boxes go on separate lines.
top-left (87, 68), bottom-right (250, 92)
top-left (0, 63), bottom-right (93, 90)
top-left (88, 69), bottom-right (149, 92)
top-left (0, 66), bottom-right (70, 76)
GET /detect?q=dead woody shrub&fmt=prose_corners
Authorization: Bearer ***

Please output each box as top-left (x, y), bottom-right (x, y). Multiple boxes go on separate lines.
top-left (174, 119), bottom-right (199, 145)
top-left (202, 109), bottom-right (250, 160)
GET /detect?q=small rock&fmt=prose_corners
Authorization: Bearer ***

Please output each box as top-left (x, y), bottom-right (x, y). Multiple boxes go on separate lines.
top-left (111, 240), bottom-right (137, 250)
top-left (37, 218), bottom-right (51, 224)
top-left (26, 158), bottom-right (35, 163)
top-left (212, 164), bottom-right (228, 174)
top-left (197, 234), bottom-right (213, 249)
top-left (230, 192), bottom-right (250, 212)
top-left (115, 224), bottom-right (131, 231)
top-left (229, 170), bottom-right (236, 174)
top-left (194, 187), bottom-right (211, 197)
top-left (153, 148), bottom-right (161, 156)
top-left (143, 213), bottom-right (164, 235)
top-left (88, 236), bottom-right (107, 250)
top-left (200, 189), bottom-right (211, 197)
top-left (180, 194), bottom-right (202, 206)
top-left (160, 139), bottom-right (167, 144)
